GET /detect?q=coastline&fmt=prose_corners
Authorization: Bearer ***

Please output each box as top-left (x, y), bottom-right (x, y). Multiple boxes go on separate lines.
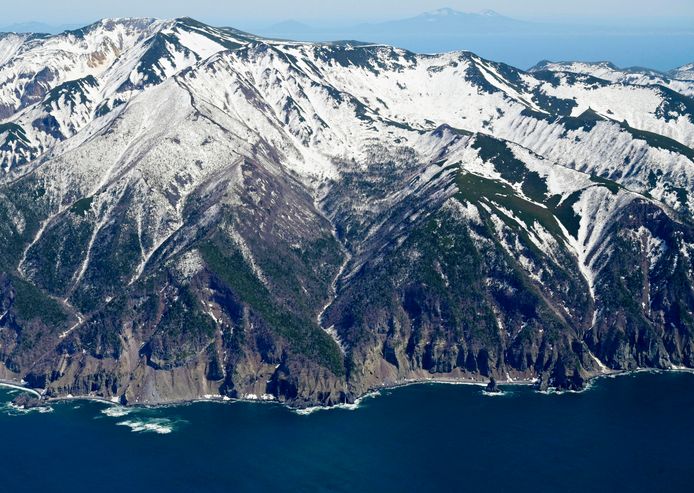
top-left (0, 379), bottom-right (42, 398)
top-left (2, 368), bottom-right (693, 414)
top-left (3, 366), bottom-right (693, 491)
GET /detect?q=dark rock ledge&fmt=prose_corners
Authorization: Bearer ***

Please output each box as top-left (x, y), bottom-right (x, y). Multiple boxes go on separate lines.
top-left (11, 393), bottom-right (46, 409)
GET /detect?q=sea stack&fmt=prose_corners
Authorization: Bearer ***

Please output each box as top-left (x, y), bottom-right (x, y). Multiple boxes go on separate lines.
top-left (11, 394), bottom-right (44, 409)
top-left (486, 377), bottom-right (501, 393)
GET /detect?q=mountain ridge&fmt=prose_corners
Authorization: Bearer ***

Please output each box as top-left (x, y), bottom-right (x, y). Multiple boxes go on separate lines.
top-left (530, 59), bottom-right (694, 96)
top-left (0, 18), bottom-right (692, 408)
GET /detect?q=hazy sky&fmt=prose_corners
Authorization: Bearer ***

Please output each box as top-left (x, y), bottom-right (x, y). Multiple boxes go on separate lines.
top-left (3, 0), bottom-right (694, 25)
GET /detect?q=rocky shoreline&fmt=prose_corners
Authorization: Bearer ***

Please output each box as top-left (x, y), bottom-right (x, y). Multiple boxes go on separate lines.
top-left (7, 368), bottom-right (692, 412)
top-left (6, 367), bottom-right (694, 414)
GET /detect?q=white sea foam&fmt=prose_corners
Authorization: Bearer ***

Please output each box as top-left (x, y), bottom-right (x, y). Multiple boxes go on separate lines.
top-left (292, 391), bottom-right (381, 415)
top-left (481, 390), bottom-right (509, 397)
top-left (116, 418), bottom-right (176, 434)
top-left (536, 389), bottom-right (581, 396)
top-left (101, 406), bottom-right (132, 418)
top-left (2, 402), bottom-right (54, 415)
top-left (294, 402), bottom-right (360, 416)
top-left (536, 381), bottom-right (595, 395)
top-left (242, 393), bottom-right (276, 401)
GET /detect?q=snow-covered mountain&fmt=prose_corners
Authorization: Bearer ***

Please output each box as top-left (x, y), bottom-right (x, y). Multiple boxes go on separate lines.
top-left (531, 60), bottom-right (694, 97)
top-left (668, 62), bottom-right (694, 81)
top-left (0, 18), bottom-right (692, 407)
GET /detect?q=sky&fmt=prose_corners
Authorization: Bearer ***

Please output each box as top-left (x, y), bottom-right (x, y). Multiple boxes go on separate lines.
top-left (1, 0), bottom-right (693, 25)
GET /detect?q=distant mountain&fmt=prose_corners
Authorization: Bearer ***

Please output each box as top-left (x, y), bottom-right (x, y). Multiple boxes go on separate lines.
top-left (254, 8), bottom-right (694, 70)
top-left (0, 18), bottom-right (692, 408)
top-left (367, 7), bottom-right (534, 35)
top-left (0, 22), bottom-right (81, 34)
top-left (258, 8), bottom-right (537, 41)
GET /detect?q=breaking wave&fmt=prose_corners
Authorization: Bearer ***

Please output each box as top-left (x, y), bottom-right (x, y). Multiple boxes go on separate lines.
top-left (293, 391), bottom-right (381, 415)
top-left (116, 418), bottom-right (178, 434)
top-left (100, 406), bottom-right (133, 418)
top-left (1, 402), bottom-right (53, 415)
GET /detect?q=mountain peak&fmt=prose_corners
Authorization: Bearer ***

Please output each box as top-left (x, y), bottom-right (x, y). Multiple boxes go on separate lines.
top-left (421, 7), bottom-right (502, 18)
top-left (62, 17), bottom-right (162, 38)
top-left (426, 7), bottom-right (460, 16)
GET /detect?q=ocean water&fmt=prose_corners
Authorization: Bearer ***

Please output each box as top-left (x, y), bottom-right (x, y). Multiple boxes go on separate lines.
top-left (1, 372), bottom-right (693, 492)
top-left (387, 34), bottom-right (694, 71)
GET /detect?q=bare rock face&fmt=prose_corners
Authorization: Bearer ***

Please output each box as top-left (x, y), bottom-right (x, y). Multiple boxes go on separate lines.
top-left (535, 373), bottom-right (550, 392)
top-left (0, 18), bottom-right (692, 407)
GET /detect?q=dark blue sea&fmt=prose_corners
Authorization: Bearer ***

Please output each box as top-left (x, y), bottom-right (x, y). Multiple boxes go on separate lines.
top-left (1, 372), bottom-right (693, 492)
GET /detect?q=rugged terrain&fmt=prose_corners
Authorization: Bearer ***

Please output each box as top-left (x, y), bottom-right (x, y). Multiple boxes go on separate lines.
top-left (0, 18), bottom-right (692, 407)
